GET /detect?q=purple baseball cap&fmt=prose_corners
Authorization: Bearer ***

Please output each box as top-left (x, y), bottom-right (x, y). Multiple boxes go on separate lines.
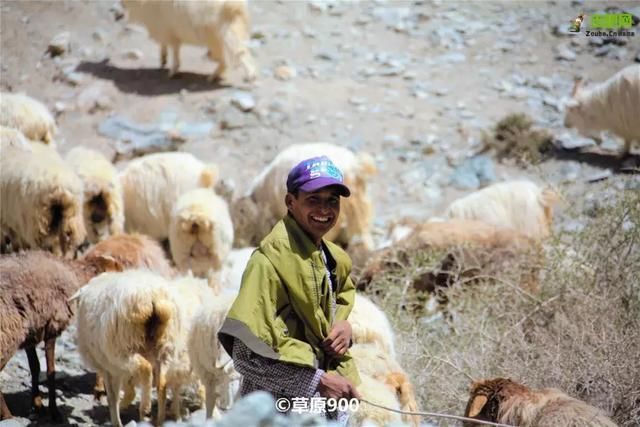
top-left (286, 156), bottom-right (351, 197)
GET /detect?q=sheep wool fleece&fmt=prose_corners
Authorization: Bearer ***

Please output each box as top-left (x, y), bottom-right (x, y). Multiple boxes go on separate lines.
top-left (219, 214), bottom-right (361, 385)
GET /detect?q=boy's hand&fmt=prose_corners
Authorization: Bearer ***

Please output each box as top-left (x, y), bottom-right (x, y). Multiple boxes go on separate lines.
top-left (322, 320), bottom-right (352, 356)
top-left (318, 372), bottom-right (362, 400)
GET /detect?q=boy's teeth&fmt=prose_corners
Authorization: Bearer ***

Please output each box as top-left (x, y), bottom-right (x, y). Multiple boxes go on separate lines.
top-left (312, 216), bottom-right (329, 222)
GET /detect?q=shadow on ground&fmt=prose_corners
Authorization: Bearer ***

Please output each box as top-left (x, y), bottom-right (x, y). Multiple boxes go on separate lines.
top-left (552, 147), bottom-right (640, 173)
top-left (76, 60), bottom-right (227, 95)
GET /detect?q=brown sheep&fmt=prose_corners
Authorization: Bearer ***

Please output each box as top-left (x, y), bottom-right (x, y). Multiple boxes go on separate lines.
top-left (463, 378), bottom-right (618, 427)
top-left (358, 219), bottom-right (540, 293)
top-left (83, 233), bottom-right (175, 279)
top-left (0, 251), bottom-right (121, 421)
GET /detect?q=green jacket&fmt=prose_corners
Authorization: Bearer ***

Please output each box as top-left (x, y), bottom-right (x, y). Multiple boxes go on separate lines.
top-left (218, 214), bottom-right (360, 385)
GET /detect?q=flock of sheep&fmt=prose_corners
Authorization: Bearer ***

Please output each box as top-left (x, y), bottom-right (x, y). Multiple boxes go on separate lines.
top-left (1, 1), bottom-right (639, 427)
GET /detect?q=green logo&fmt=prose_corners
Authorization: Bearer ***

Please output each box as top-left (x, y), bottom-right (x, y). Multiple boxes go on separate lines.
top-left (590, 13), bottom-right (634, 29)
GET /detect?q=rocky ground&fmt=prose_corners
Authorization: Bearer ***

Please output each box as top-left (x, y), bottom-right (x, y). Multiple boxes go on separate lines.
top-left (1, 0), bottom-right (639, 426)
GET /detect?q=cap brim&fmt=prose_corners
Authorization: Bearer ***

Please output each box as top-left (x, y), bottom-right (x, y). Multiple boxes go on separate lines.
top-left (298, 177), bottom-right (351, 197)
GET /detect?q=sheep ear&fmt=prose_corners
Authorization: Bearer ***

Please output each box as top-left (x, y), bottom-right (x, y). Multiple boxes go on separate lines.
top-left (467, 395), bottom-right (488, 418)
top-left (97, 255), bottom-right (124, 272)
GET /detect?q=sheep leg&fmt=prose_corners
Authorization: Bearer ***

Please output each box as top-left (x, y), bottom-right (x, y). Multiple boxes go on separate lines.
top-left (207, 42), bottom-right (226, 82)
top-left (25, 346), bottom-right (44, 414)
top-left (138, 360), bottom-right (152, 421)
top-left (44, 338), bottom-right (61, 421)
top-left (103, 371), bottom-right (123, 427)
top-left (94, 372), bottom-right (106, 402)
top-left (0, 391), bottom-right (12, 420)
top-left (168, 43), bottom-right (180, 78)
top-left (204, 379), bottom-right (219, 419)
top-left (160, 44), bottom-right (168, 69)
top-left (155, 365), bottom-right (168, 425)
top-left (169, 386), bottom-right (182, 421)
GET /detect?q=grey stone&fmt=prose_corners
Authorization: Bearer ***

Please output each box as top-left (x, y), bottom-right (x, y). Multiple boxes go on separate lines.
top-left (436, 52), bottom-right (467, 64)
top-left (543, 96), bottom-right (561, 112)
top-left (559, 161), bottom-right (582, 182)
top-left (371, 6), bottom-right (411, 28)
top-left (76, 83), bottom-right (112, 112)
top-left (589, 36), bottom-right (605, 46)
top-left (560, 220), bottom-right (585, 233)
top-left (555, 44), bottom-right (577, 61)
top-left (63, 71), bottom-right (84, 86)
top-left (433, 87), bottom-right (449, 97)
top-left (593, 45), bottom-right (612, 57)
top-left (122, 49), bottom-right (143, 60)
top-left (230, 91), bottom-right (256, 112)
top-left (220, 108), bottom-right (254, 130)
top-left (110, 2), bottom-right (125, 20)
top-left (533, 76), bottom-right (554, 91)
top-left (552, 24), bottom-right (571, 37)
top-left (625, 178), bottom-right (640, 191)
top-left (555, 132), bottom-right (597, 150)
top-left (0, 419), bottom-right (28, 427)
top-left (54, 101), bottom-right (66, 114)
top-left (383, 134), bottom-right (402, 145)
top-left (316, 51), bottom-right (338, 61)
top-left (449, 155), bottom-right (497, 190)
top-left (586, 170), bottom-right (612, 183)
top-left (610, 47), bottom-right (628, 61)
top-left (92, 29), bottom-right (106, 43)
top-left (48, 31), bottom-right (70, 57)
top-left (216, 391), bottom-right (276, 427)
top-left (99, 114), bottom-right (213, 159)
top-left (379, 64), bottom-right (405, 76)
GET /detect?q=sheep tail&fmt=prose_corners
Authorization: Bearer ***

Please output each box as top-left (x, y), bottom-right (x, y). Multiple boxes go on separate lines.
top-left (199, 164), bottom-right (218, 189)
top-left (128, 295), bottom-right (173, 349)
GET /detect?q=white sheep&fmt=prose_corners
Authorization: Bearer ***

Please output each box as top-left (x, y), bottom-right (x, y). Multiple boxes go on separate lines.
top-left (0, 142), bottom-right (86, 257)
top-left (0, 125), bottom-right (33, 151)
top-left (219, 246), bottom-right (255, 290)
top-left (0, 92), bottom-right (57, 145)
top-left (117, 274), bottom-right (222, 423)
top-left (121, 0), bottom-right (256, 82)
top-left (156, 274), bottom-right (219, 423)
top-left (73, 270), bottom-right (179, 427)
top-left (349, 294), bottom-right (396, 359)
top-left (232, 142), bottom-right (377, 251)
top-left (351, 373), bottom-right (402, 427)
top-left (65, 147), bottom-right (125, 243)
top-left (350, 343), bottom-right (420, 427)
top-left (169, 188), bottom-right (234, 278)
top-left (444, 180), bottom-right (558, 240)
top-left (120, 152), bottom-right (218, 241)
top-left (188, 288), bottom-right (238, 419)
top-left (564, 64), bottom-right (640, 155)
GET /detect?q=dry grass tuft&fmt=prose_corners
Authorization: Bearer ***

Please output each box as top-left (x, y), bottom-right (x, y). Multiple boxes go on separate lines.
top-left (480, 113), bottom-right (554, 165)
top-left (361, 188), bottom-right (640, 426)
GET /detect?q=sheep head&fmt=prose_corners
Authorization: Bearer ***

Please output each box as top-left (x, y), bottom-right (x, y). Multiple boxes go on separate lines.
top-left (463, 378), bottom-right (528, 426)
